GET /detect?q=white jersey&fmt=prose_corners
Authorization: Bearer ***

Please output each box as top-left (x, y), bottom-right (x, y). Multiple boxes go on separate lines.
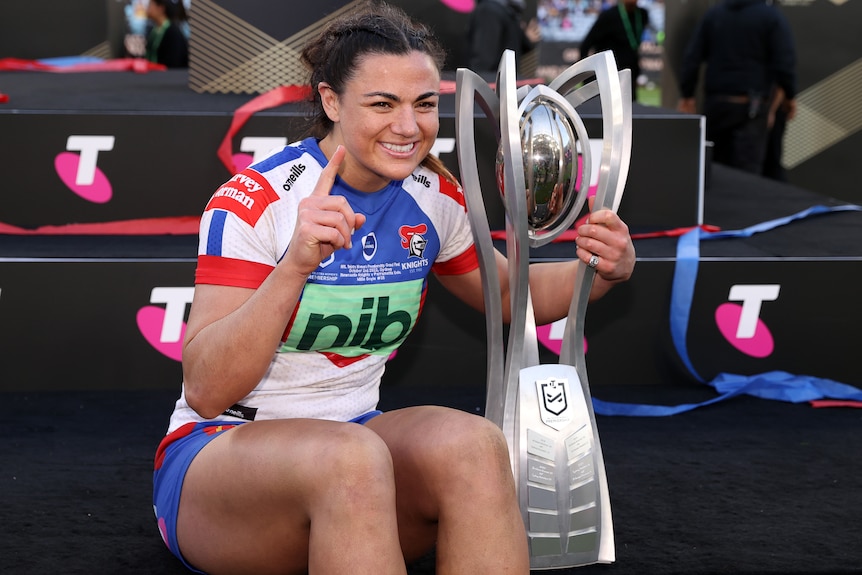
top-left (167, 138), bottom-right (478, 433)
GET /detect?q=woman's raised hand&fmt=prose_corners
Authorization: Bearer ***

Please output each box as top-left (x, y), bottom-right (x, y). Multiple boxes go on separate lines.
top-left (285, 145), bottom-right (366, 276)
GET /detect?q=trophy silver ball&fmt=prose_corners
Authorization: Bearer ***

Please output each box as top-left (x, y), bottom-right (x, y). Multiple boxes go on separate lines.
top-left (495, 97), bottom-right (579, 232)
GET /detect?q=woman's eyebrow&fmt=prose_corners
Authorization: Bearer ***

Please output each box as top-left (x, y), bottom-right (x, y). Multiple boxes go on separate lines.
top-left (362, 90), bottom-right (440, 102)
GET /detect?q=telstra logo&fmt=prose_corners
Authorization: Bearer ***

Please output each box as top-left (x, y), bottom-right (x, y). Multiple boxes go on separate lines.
top-left (536, 318), bottom-right (588, 356)
top-left (233, 136), bottom-right (288, 172)
top-left (715, 284), bottom-right (780, 358)
top-left (54, 135), bottom-right (115, 203)
top-left (137, 287), bottom-right (195, 361)
top-left (439, 0), bottom-right (475, 13)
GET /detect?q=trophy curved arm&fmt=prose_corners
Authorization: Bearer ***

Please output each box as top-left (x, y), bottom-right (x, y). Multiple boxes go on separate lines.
top-left (455, 67), bottom-right (507, 427)
top-left (497, 50), bottom-right (539, 446)
top-left (548, 51), bottom-right (633, 214)
top-left (558, 51), bottom-right (632, 368)
top-left (547, 51), bottom-right (614, 101)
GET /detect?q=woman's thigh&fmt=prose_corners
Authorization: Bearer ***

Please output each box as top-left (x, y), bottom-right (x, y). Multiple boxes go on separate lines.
top-left (174, 418), bottom-right (399, 575)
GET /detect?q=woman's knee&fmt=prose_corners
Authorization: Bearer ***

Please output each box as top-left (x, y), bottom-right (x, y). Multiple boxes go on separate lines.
top-left (417, 410), bottom-right (514, 486)
top-left (312, 423), bottom-right (398, 501)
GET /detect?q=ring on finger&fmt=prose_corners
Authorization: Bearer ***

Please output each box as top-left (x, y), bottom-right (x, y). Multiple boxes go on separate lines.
top-left (587, 254), bottom-right (600, 269)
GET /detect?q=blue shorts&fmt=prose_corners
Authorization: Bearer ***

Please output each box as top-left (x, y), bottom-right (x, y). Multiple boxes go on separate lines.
top-left (152, 411), bottom-right (382, 573)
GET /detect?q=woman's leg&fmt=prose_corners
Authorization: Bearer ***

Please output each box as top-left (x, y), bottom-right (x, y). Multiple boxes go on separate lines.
top-left (367, 406), bottom-right (530, 575)
top-left (175, 418), bottom-right (408, 575)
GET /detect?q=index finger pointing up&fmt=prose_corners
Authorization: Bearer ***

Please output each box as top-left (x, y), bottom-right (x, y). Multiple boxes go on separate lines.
top-left (312, 144), bottom-right (346, 197)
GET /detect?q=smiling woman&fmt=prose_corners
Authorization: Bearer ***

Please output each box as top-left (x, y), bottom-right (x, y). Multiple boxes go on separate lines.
top-left (315, 51), bottom-right (442, 191)
top-left (150, 1), bottom-right (634, 574)
top-left (300, 5), bottom-right (454, 192)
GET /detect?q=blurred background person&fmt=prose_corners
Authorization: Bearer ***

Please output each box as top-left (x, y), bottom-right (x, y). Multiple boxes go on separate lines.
top-left (145, 0), bottom-right (189, 68)
top-left (123, 0), bottom-right (190, 67)
top-left (578, 0), bottom-right (650, 98)
top-left (762, 84), bottom-right (796, 181)
top-left (676, 0), bottom-right (796, 175)
top-left (467, 0), bottom-right (542, 74)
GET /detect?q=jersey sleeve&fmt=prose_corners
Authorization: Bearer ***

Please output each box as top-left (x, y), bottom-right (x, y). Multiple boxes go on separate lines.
top-left (429, 175), bottom-right (480, 276)
top-left (194, 168), bottom-right (284, 289)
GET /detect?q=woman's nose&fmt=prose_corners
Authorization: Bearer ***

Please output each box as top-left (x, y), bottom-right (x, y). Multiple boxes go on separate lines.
top-left (391, 107), bottom-right (419, 136)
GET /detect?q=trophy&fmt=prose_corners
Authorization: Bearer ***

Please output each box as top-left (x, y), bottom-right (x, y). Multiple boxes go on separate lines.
top-left (454, 50), bottom-right (632, 569)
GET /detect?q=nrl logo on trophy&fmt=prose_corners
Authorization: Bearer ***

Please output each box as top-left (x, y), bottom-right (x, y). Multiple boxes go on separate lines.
top-left (538, 378), bottom-right (571, 425)
top-left (455, 49), bottom-right (632, 569)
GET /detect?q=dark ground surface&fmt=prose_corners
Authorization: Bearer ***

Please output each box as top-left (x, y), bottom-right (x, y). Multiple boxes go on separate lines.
top-left (3, 383), bottom-right (861, 575)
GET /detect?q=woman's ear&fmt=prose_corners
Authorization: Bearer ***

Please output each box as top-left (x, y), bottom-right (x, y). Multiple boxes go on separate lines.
top-left (318, 82), bottom-right (340, 123)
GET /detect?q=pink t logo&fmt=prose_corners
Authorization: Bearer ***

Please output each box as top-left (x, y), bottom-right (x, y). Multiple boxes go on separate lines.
top-left (537, 318), bottom-right (588, 356)
top-left (715, 284), bottom-right (780, 358)
top-left (137, 287), bottom-right (194, 361)
top-left (55, 135), bottom-right (115, 203)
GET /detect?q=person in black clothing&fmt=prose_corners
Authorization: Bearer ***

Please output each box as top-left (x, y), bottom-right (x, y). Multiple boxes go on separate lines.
top-left (677, 0), bottom-right (797, 175)
top-left (762, 84), bottom-right (795, 181)
top-left (578, 0), bottom-right (649, 93)
top-left (467, 0), bottom-right (541, 74)
top-left (145, 0), bottom-right (189, 69)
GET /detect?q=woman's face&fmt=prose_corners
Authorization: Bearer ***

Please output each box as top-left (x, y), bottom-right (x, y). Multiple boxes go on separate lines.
top-left (320, 50), bottom-right (441, 192)
top-left (147, 0), bottom-right (165, 23)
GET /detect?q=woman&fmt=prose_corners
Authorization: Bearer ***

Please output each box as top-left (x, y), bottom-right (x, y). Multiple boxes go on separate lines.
top-left (152, 2), bottom-right (636, 574)
top-left (145, 0), bottom-right (189, 68)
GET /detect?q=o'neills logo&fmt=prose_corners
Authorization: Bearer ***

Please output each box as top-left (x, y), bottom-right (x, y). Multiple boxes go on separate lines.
top-left (282, 163), bottom-right (307, 191)
top-left (411, 173), bottom-right (431, 188)
top-left (222, 403), bottom-right (258, 421)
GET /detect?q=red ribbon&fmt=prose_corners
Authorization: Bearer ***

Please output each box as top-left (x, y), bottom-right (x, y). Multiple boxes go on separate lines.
top-left (0, 57), bottom-right (165, 73)
top-left (809, 399), bottom-right (862, 409)
top-left (0, 216), bottom-right (200, 236)
top-left (489, 222), bottom-right (722, 243)
top-left (216, 85), bottom-right (312, 174)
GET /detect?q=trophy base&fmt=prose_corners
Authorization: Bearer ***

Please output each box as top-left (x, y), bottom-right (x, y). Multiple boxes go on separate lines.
top-left (516, 364), bottom-right (615, 569)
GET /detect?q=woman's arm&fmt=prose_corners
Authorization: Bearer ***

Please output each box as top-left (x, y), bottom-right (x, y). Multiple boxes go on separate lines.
top-left (181, 270), bottom-right (308, 419)
top-left (437, 206), bottom-right (635, 325)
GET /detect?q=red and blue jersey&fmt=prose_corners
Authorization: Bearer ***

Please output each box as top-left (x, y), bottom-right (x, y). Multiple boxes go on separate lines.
top-left (166, 138), bottom-right (477, 432)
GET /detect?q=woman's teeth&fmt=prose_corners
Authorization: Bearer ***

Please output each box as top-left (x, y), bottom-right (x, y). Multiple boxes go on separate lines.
top-left (383, 142), bottom-right (413, 153)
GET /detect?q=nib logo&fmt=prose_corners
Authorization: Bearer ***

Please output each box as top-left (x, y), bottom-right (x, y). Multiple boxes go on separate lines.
top-left (137, 287), bottom-right (194, 361)
top-left (54, 135), bottom-right (115, 203)
top-left (715, 285), bottom-right (779, 358)
top-left (536, 318), bottom-right (588, 356)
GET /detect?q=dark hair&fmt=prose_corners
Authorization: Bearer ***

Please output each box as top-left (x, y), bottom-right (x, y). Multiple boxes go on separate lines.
top-left (300, 0), bottom-right (446, 139)
top-left (150, 0), bottom-right (188, 23)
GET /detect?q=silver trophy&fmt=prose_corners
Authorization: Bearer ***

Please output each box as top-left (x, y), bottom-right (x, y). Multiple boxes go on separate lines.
top-left (454, 50), bottom-right (632, 569)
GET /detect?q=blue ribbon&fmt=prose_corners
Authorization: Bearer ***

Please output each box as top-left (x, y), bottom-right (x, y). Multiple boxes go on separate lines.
top-left (38, 56), bottom-right (105, 67)
top-left (594, 204), bottom-right (862, 416)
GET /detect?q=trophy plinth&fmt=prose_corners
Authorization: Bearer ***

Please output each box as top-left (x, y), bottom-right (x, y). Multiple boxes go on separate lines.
top-left (455, 49), bottom-right (632, 569)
